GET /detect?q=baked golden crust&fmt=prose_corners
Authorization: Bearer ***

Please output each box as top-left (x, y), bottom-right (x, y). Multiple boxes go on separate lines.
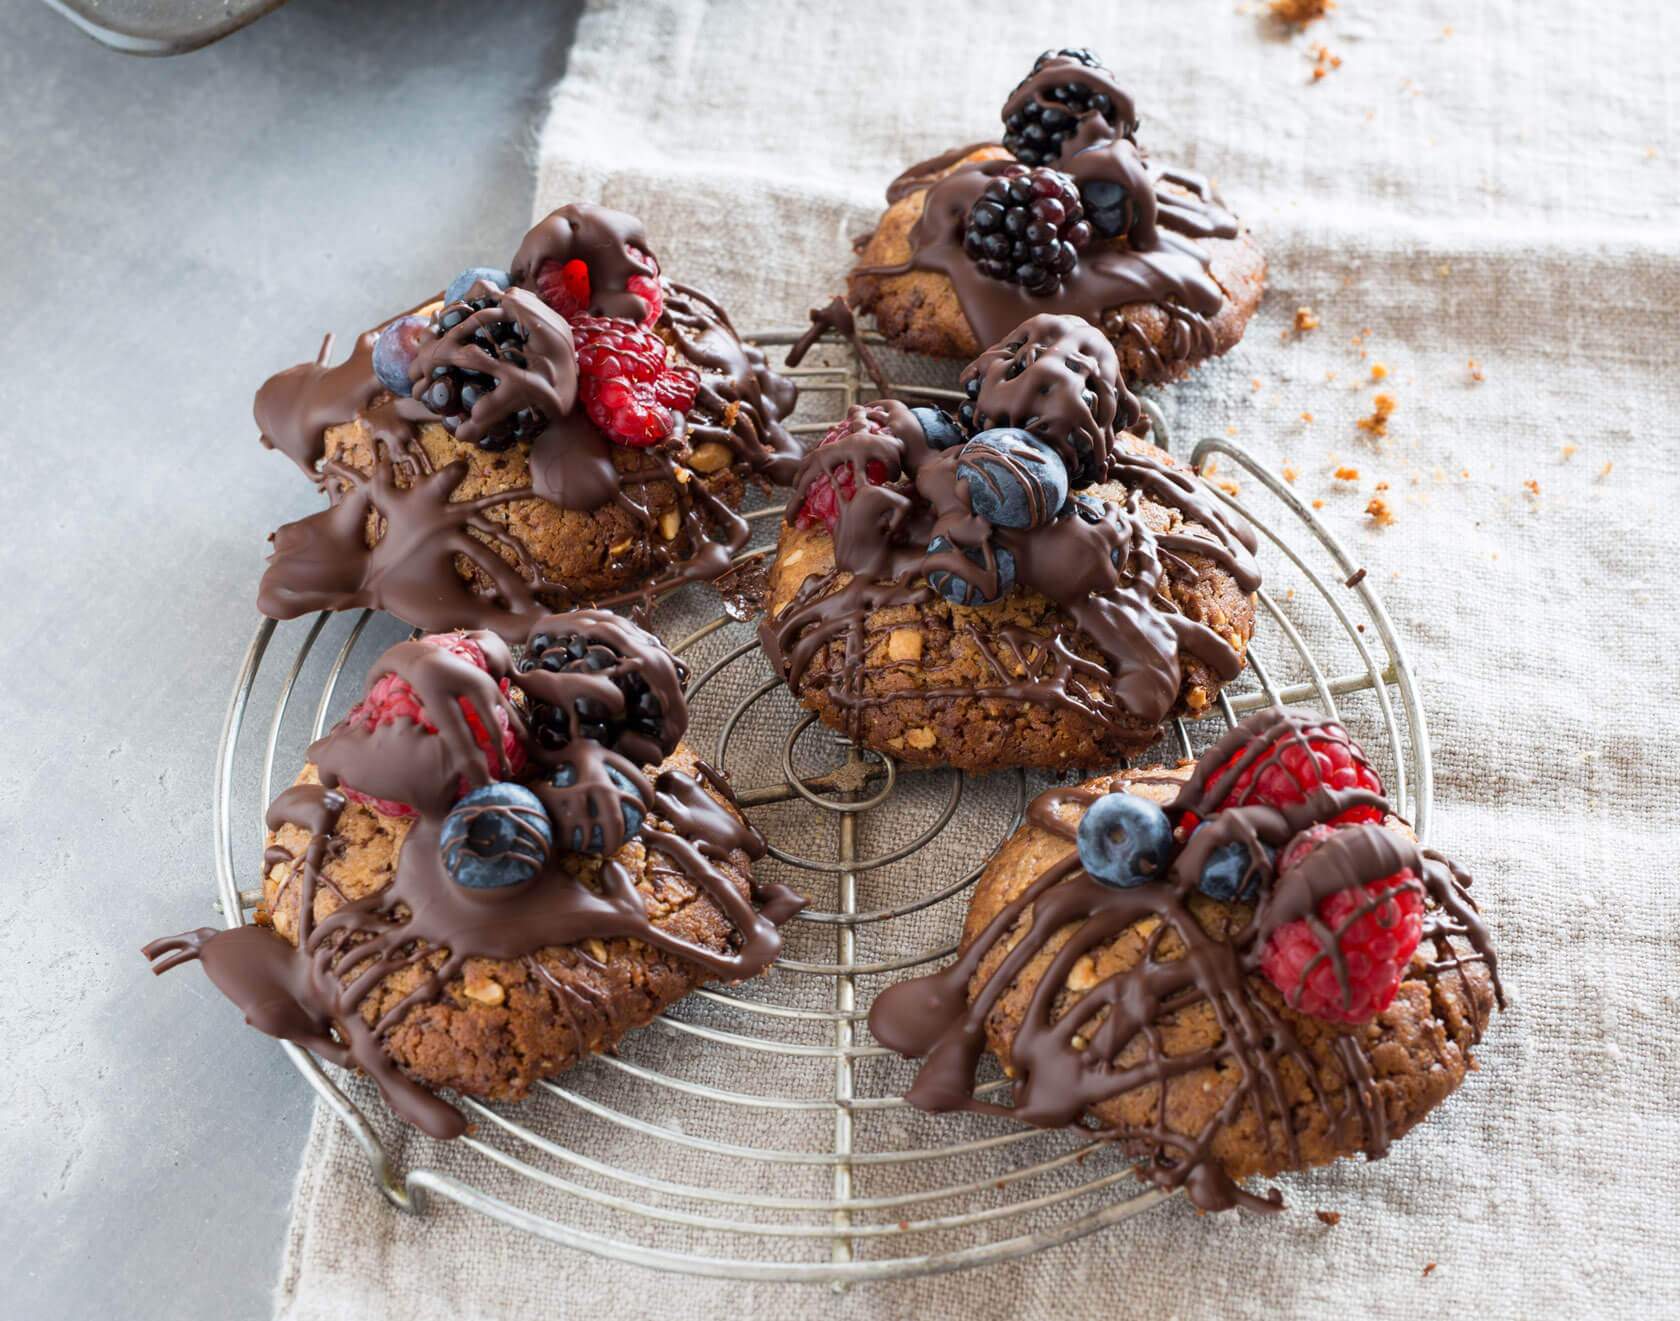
top-left (259, 744), bottom-right (757, 1103)
top-left (763, 451), bottom-right (1256, 774)
top-left (964, 765), bottom-right (1496, 1180)
top-left (323, 415), bottom-right (746, 609)
top-left (848, 147), bottom-right (1268, 383)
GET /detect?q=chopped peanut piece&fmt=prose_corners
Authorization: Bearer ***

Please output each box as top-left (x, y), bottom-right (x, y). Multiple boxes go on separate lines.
top-left (886, 628), bottom-right (924, 662)
top-left (687, 440), bottom-right (733, 473)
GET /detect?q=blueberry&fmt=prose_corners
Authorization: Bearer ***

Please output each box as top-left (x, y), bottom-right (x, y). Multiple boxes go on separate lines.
top-left (372, 315), bottom-right (431, 395)
top-left (440, 783), bottom-right (553, 890)
top-left (957, 428), bottom-right (1069, 529)
top-left (1196, 835), bottom-right (1276, 904)
top-left (925, 535), bottom-right (1016, 607)
top-left (911, 406), bottom-right (967, 451)
top-left (548, 761), bottom-right (645, 855)
top-left (1067, 492), bottom-right (1124, 568)
top-left (445, 266), bottom-right (512, 303)
top-left (1076, 792), bottom-right (1173, 888)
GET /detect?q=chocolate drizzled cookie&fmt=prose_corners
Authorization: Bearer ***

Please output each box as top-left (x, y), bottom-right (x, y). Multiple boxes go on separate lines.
top-left (869, 708), bottom-right (1502, 1213)
top-left (254, 203), bottom-right (800, 635)
top-left (846, 51), bottom-right (1267, 382)
top-left (760, 314), bottom-right (1260, 773)
top-left (145, 612), bottom-right (803, 1139)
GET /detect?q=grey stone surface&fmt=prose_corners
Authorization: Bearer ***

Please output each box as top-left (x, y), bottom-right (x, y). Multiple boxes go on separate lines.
top-left (1, 3), bottom-right (578, 1315)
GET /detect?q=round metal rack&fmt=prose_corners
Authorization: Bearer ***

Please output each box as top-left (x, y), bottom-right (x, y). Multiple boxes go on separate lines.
top-left (211, 330), bottom-right (1432, 1282)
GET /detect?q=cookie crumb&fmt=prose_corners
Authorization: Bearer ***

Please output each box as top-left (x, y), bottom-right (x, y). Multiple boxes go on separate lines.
top-left (1370, 362), bottom-right (1389, 380)
top-left (1269, 0), bottom-right (1332, 23)
top-left (1366, 496), bottom-right (1395, 525)
top-left (1334, 465), bottom-right (1361, 481)
top-left (1308, 43), bottom-right (1343, 80)
top-left (1300, 411), bottom-right (1315, 423)
top-left (1293, 306), bottom-right (1321, 333)
top-left (1316, 1209), bottom-right (1341, 1226)
top-left (1282, 462), bottom-right (1299, 483)
top-left (1599, 460), bottom-right (1613, 478)
top-left (1563, 445), bottom-right (1577, 459)
top-left (1311, 498), bottom-right (1325, 508)
top-left (1201, 456), bottom-right (1220, 476)
top-left (1423, 1262), bottom-right (1438, 1278)
top-left (1375, 480), bottom-right (1389, 491)
top-left (1356, 393), bottom-right (1397, 437)
top-left (1524, 479), bottom-right (1540, 496)
top-left (1468, 357), bottom-right (1485, 382)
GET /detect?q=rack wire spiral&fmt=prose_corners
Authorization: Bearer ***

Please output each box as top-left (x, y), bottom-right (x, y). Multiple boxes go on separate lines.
top-left (211, 329), bottom-right (1431, 1282)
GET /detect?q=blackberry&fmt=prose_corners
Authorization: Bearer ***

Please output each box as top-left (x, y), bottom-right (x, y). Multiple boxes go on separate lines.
top-left (1002, 49), bottom-right (1131, 167)
top-left (961, 167), bottom-right (1092, 296)
top-left (417, 297), bottom-right (547, 451)
top-left (517, 631), bottom-right (665, 756)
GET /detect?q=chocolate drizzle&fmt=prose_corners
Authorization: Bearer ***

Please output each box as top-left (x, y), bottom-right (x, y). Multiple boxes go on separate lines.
top-left (851, 56), bottom-right (1242, 368)
top-left (760, 315), bottom-right (1259, 755)
top-left (867, 708), bottom-right (1503, 1212)
top-left (252, 203), bottom-right (800, 635)
top-left (144, 614), bottom-right (804, 1139)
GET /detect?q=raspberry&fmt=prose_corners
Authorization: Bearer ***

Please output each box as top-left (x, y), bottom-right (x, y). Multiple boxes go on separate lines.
top-left (962, 166), bottom-right (1092, 295)
top-left (570, 315), bottom-right (698, 448)
top-left (1260, 825), bottom-right (1424, 1023)
top-left (534, 245), bottom-right (664, 327)
top-left (794, 420), bottom-right (889, 533)
top-left (339, 634), bottom-right (525, 819)
top-left (1215, 724), bottom-right (1385, 825)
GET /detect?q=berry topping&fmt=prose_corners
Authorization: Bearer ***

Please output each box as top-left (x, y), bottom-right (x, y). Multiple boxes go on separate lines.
top-left (925, 534), bottom-right (1016, 607)
top-left (962, 166), bottom-right (1092, 295)
top-left (535, 245), bottom-right (664, 327)
top-left (1260, 825), bottom-right (1424, 1023)
top-left (1003, 51), bottom-right (1120, 163)
top-left (794, 419), bottom-right (890, 532)
top-left (339, 634), bottom-right (525, 820)
top-left (439, 782), bottom-right (552, 890)
top-left (518, 630), bottom-right (673, 760)
top-left (372, 315), bottom-right (431, 396)
top-left (1078, 178), bottom-right (1134, 241)
top-left (957, 427), bottom-right (1070, 529)
top-left (416, 297), bottom-right (549, 450)
top-left (1077, 792), bottom-right (1174, 888)
top-left (911, 405), bottom-right (967, 451)
top-left (445, 266), bottom-right (512, 303)
top-left (1066, 494), bottom-right (1127, 571)
top-left (1003, 49), bottom-right (1129, 167)
top-left (570, 315), bottom-right (697, 448)
top-left (546, 761), bottom-right (645, 855)
top-left (1195, 834), bottom-right (1276, 903)
top-left (1215, 724), bottom-right (1386, 825)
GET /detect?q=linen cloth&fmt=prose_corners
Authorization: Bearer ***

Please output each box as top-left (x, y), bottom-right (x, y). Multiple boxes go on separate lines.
top-left (277, 2), bottom-right (1680, 1316)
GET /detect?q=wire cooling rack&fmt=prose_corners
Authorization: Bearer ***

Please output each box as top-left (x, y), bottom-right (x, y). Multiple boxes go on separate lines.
top-left (210, 329), bottom-right (1432, 1283)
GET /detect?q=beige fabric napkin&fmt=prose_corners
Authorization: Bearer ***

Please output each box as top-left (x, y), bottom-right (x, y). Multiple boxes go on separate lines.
top-left (277, 1), bottom-right (1680, 1316)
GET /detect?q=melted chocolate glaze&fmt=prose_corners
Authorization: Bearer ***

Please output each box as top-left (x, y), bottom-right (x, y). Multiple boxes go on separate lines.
top-left (851, 56), bottom-right (1241, 369)
top-left (409, 286), bottom-right (579, 449)
top-left (868, 708), bottom-right (1503, 1213)
top-left (144, 614), bottom-right (804, 1139)
top-left (252, 203), bottom-right (801, 636)
top-left (760, 315), bottom-right (1259, 752)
